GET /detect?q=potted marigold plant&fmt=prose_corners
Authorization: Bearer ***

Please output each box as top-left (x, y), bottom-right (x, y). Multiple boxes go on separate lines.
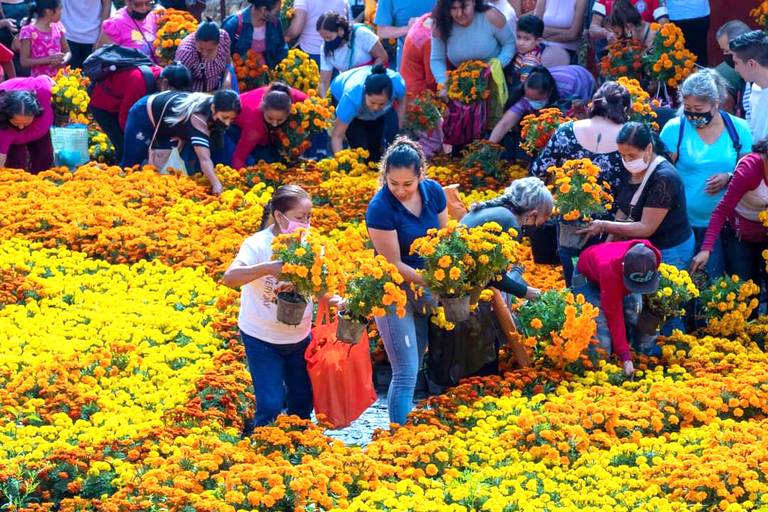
top-left (338, 254), bottom-right (407, 344)
top-left (462, 221), bottom-right (520, 303)
top-left (153, 8), bottom-right (198, 66)
top-left (275, 95), bottom-right (334, 161)
top-left (271, 230), bottom-right (344, 325)
top-left (520, 108), bottom-right (573, 157)
top-left (600, 40), bottom-right (645, 82)
top-left (405, 90), bottom-right (444, 136)
top-left (51, 67), bottom-right (90, 125)
top-left (639, 264), bottom-right (699, 334)
top-left (643, 22), bottom-right (697, 96)
top-left (233, 50), bottom-right (271, 92)
top-left (699, 275), bottom-right (760, 338)
top-left (517, 290), bottom-right (598, 371)
top-left (617, 77), bottom-right (660, 130)
top-left (274, 49), bottom-right (320, 93)
top-left (459, 140), bottom-right (507, 187)
top-left (547, 158), bottom-right (613, 250)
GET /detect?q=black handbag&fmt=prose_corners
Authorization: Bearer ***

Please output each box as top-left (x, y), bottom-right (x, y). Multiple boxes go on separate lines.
top-left (427, 303), bottom-right (503, 387)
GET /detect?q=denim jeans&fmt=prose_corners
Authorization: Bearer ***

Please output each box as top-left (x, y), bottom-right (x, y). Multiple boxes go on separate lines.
top-left (241, 331), bottom-right (313, 427)
top-left (659, 233), bottom-right (695, 337)
top-left (375, 291), bottom-right (431, 425)
top-left (692, 227), bottom-right (725, 279)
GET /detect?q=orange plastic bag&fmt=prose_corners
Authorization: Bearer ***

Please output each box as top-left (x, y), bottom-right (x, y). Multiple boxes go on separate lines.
top-left (305, 299), bottom-right (377, 429)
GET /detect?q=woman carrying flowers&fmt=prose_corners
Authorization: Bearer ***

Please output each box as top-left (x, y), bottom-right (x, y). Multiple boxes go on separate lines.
top-left (0, 75), bottom-right (53, 172)
top-left (429, 0), bottom-right (515, 96)
top-left (690, 138), bottom-right (768, 286)
top-left (489, 65), bottom-right (595, 144)
top-left (330, 64), bottom-right (406, 163)
top-left (175, 18), bottom-right (234, 93)
top-left (230, 82), bottom-right (307, 168)
top-left (222, 185), bottom-right (315, 432)
top-left (316, 11), bottom-right (388, 97)
top-left (660, 69), bottom-right (753, 278)
top-left (365, 136), bottom-right (448, 425)
top-left (223, 0), bottom-right (288, 69)
top-left (460, 177), bottom-right (553, 299)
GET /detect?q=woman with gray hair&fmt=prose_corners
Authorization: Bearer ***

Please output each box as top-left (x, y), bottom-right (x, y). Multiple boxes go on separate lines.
top-left (659, 68), bottom-right (753, 279)
top-left (461, 176), bottom-right (554, 299)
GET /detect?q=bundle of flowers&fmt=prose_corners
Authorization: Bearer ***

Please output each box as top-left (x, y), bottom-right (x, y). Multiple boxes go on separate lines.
top-left (643, 263), bottom-right (699, 321)
top-left (280, 0), bottom-right (295, 34)
top-left (616, 76), bottom-right (660, 130)
top-left (88, 129), bottom-right (116, 164)
top-left (274, 48), bottom-right (320, 94)
top-left (274, 95), bottom-right (334, 161)
top-left (461, 221), bottom-right (520, 290)
top-left (233, 49), bottom-right (271, 92)
top-left (520, 107), bottom-right (573, 157)
top-left (341, 252), bottom-right (407, 321)
top-left (644, 22), bottom-right (697, 89)
top-left (517, 289), bottom-right (599, 371)
top-left (699, 274), bottom-right (761, 338)
top-left (442, 60), bottom-right (490, 104)
top-left (51, 67), bottom-right (90, 125)
top-left (752, 0), bottom-right (768, 30)
top-left (317, 148), bottom-right (375, 177)
top-left (404, 90), bottom-right (444, 135)
top-left (459, 140), bottom-right (507, 187)
top-left (548, 158), bottom-right (613, 222)
top-left (600, 39), bottom-right (645, 82)
top-left (153, 8), bottom-right (198, 65)
top-left (271, 229), bottom-right (345, 301)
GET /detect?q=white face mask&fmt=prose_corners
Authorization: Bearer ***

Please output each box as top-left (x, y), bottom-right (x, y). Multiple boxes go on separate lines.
top-left (622, 156), bottom-right (648, 174)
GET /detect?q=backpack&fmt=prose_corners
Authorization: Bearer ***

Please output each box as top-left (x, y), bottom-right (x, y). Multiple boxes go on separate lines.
top-left (83, 45), bottom-right (157, 97)
top-left (675, 111), bottom-right (742, 164)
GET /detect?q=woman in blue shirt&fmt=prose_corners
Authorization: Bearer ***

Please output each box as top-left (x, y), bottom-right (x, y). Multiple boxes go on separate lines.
top-left (660, 69), bottom-right (752, 278)
top-left (330, 64), bottom-right (406, 162)
top-left (365, 137), bottom-right (448, 425)
top-left (223, 0), bottom-right (288, 68)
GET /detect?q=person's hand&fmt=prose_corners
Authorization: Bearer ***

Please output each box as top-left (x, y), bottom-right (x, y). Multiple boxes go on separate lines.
top-left (622, 360), bottom-right (635, 377)
top-left (689, 250), bottom-right (710, 274)
top-left (524, 286), bottom-right (541, 300)
top-left (210, 179), bottom-right (223, 196)
top-left (705, 173), bottom-right (730, 195)
top-left (575, 220), bottom-right (605, 237)
top-left (49, 52), bottom-right (65, 65)
top-left (0, 18), bottom-right (18, 34)
top-left (274, 281), bottom-right (296, 294)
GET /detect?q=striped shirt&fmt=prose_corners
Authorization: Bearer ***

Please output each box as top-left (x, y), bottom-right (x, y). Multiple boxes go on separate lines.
top-left (175, 31), bottom-right (232, 93)
top-left (148, 91), bottom-right (212, 149)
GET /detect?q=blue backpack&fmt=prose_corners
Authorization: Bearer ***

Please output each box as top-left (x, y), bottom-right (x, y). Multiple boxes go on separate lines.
top-left (674, 111), bottom-right (742, 164)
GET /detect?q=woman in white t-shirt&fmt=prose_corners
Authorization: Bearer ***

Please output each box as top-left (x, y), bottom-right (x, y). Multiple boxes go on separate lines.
top-left (283, 0), bottom-right (347, 61)
top-left (222, 184), bottom-right (315, 433)
top-left (316, 11), bottom-right (388, 97)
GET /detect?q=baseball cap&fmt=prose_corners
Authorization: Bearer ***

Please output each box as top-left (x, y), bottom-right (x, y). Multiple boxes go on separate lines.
top-left (622, 243), bottom-right (660, 294)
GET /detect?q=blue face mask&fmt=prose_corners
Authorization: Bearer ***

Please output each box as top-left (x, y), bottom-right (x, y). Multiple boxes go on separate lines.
top-left (527, 98), bottom-right (548, 110)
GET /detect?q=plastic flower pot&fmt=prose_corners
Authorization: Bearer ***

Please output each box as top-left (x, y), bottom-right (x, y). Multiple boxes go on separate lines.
top-left (276, 291), bottom-right (307, 326)
top-left (635, 308), bottom-right (661, 335)
top-left (441, 294), bottom-right (471, 324)
top-left (558, 221), bottom-right (590, 250)
top-left (336, 311), bottom-right (369, 345)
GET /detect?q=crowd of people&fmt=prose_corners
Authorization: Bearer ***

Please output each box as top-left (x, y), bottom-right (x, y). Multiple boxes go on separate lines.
top-left (1, 0), bottom-right (768, 428)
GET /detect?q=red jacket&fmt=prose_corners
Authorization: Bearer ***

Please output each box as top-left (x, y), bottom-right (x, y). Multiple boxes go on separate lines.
top-left (89, 66), bottom-right (163, 129)
top-left (576, 239), bottom-right (661, 362)
top-left (232, 85), bottom-right (307, 169)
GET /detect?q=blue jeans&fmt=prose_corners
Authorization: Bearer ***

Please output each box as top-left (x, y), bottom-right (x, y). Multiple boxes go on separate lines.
top-left (375, 291), bottom-right (431, 425)
top-left (692, 226), bottom-right (725, 279)
top-left (241, 331), bottom-right (313, 427)
top-left (121, 96), bottom-right (159, 168)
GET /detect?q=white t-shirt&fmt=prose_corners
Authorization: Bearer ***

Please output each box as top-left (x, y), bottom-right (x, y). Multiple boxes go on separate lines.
top-left (488, 0), bottom-right (517, 34)
top-left (319, 25), bottom-right (379, 72)
top-left (236, 228), bottom-right (312, 344)
top-left (294, 0), bottom-right (348, 55)
top-left (62, 0), bottom-right (104, 44)
top-left (748, 84), bottom-right (768, 142)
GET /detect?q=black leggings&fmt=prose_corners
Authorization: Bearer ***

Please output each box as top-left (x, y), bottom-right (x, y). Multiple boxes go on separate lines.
top-left (346, 116), bottom-right (385, 163)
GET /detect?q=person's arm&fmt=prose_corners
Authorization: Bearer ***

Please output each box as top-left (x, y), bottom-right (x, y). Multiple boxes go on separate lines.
top-left (581, 207), bottom-right (668, 239)
top-left (331, 118), bottom-right (349, 154)
top-left (488, 9), bottom-right (515, 67)
top-left (319, 70), bottom-right (332, 98)
top-left (489, 108), bottom-right (522, 143)
top-left (368, 228), bottom-right (425, 285)
top-left (598, 271), bottom-right (633, 362)
top-left (589, 12), bottom-right (614, 43)
top-left (533, 0), bottom-right (545, 17)
top-left (95, 31), bottom-right (114, 49)
top-left (429, 33), bottom-right (448, 87)
top-left (193, 145), bottom-right (223, 195)
top-left (231, 123), bottom-right (262, 169)
top-left (284, 8), bottom-right (307, 42)
top-left (222, 259), bottom-right (282, 288)
top-left (100, 0), bottom-right (111, 21)
top-left (374, 0), bottom-right (411, 39)
top-left (60, 32), bottom-right (72, 65)
top-left (377, 25), bottom-right (411, 39)
top-left (370, 40), bottom-right (389, 66)
top-left (395, 95), bottom-right (406, 129)
top-left (542, 0), bottom-right (587, 42)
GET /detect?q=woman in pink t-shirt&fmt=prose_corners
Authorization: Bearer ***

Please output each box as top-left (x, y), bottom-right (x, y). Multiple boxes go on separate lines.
top-left (96, 0), bottom-right (160, 62)
top-left (0, 75), bottom-right (54, 172)
top-left (18, 0), bottom-right (71, 77)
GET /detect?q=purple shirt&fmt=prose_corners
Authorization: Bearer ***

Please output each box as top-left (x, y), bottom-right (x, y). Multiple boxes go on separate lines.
top-left (509, 65), bottom-right (595, 117)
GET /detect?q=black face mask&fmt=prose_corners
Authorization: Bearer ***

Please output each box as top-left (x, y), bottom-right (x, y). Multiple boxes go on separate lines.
top-left (684, 110), bottom-right (714, 128)
top-left (324, 35), bottom-right (345, 54)
top-left (724, 54), bottom-right (735, 68)
top-left (128, 9), bottom-right (151, 21)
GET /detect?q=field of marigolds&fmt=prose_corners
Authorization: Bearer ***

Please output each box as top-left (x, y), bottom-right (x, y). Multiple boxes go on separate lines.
top-left (2, 146), bottom-right (768, 512)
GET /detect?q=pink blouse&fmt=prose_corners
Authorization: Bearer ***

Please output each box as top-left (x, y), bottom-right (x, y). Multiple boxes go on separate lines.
top-left (18, 22), bottom-right (66, 77)
top-left (101, 8), bottom-right (160, 61)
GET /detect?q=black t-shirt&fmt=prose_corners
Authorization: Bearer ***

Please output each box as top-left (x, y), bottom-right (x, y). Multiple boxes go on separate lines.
top-left (615, 159), bottom-right (692, 249)
top-left (149, 91), bottom-right (212, 149)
